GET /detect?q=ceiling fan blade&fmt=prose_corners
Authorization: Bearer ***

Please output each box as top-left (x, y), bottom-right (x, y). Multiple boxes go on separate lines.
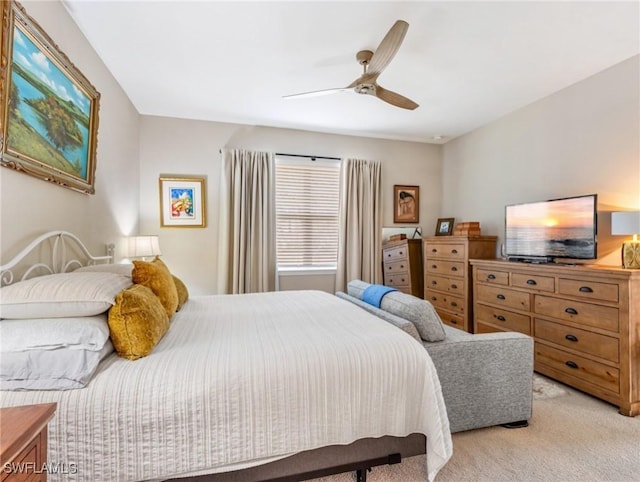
top-left (375, 85), bottom-right (419, 110)
top-left (283, 87), bottom-right (350, 99)
top-left (367, 20), bottom-right (409, 77)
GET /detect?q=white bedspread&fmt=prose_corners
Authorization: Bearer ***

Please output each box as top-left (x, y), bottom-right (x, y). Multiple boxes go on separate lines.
top-left (0, 290), bottom-right (452, 481)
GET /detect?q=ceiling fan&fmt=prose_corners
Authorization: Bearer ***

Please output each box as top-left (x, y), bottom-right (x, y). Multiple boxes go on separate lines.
top-left (283, 20), bottom-right (419, 110)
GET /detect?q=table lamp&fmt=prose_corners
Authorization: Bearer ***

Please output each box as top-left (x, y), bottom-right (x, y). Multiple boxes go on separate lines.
top-left (128, 235), bottom-right (161, 261)
top-left (611, 212), bottom-right (640, 269)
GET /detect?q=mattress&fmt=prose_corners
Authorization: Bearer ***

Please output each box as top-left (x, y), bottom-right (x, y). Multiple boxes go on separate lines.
top-left (0, 290), bottom-right (452, 481)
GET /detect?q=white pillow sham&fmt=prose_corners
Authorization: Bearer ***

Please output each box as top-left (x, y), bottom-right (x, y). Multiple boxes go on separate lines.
top-left (0, 271), bottom-right (132, 319)
top-left (0, 315), bottom-right (114, 390)
top-left (75, 263), bottom-right (133, 277)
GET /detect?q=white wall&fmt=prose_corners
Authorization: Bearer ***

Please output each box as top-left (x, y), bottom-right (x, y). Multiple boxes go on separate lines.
top-left (138, 117), bottom-right (442, 295)
top-left (0, 1), bottom-right (140, 260)
top-left (441, 55), bottom-right (640, 266)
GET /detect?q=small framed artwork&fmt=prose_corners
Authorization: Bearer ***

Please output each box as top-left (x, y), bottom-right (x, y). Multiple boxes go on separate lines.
top-left (159, 176), bottom-right (206, 227)
top-left (393, 185), bottom-right (420, 223)
top-left (435, 217), bottom-right (455, 236)
top-left (1, 0), bottom-right (100, 194)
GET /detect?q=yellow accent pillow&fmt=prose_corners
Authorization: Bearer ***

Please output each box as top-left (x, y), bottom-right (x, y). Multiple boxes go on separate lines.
top-left (132, 258), bottom-right (179, 318)
top-left (173, 275), bottom-right (189, 311)
top-left (108, 284), bottom-right (170, 360)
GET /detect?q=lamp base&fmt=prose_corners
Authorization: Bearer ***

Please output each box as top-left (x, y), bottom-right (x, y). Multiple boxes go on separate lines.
top-left (622, 241), bottom-right (640, 269)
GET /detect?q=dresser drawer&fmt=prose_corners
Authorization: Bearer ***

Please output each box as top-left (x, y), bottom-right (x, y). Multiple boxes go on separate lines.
top-left (426, 260), bottom-right (465, 277)
top-left (534, 318), bottom-right (619, 363)
top-left (512, 272), bottom-right (555, 292)
top-left (558, 278), bottom-right (619, 303)
top-left (425, 274), bottom-right (464, 295)
top-left (476, 304), bottom-right (531, 335)
top-left (384, 273), bottom-right (411, 288)
top-left (384, 259), bottom-right (409, 275)
top-left (436, 309), bottom-right (464, 329)
top-left (476, 284), bottom-right (530, 311)
top-left (534, 295), bottom-right (619, 333)
top-left (383, 244), bottom-right (408, 262)
top-left (535, 342), bottom-right (619, 393)
top-left (476, 268), bottom-right (509, 285)
top-left (425, 243), bottom-right (466, 261)
top-left (426, 289), bottom-right (465, 315)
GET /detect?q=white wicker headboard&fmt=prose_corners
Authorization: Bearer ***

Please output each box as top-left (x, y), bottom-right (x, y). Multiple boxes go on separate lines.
top-left (0, 231), bottom-right (112, 286)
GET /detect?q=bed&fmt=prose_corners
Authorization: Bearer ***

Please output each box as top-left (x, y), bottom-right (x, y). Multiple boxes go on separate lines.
top-left (0, 231), bottom-right (452, 481)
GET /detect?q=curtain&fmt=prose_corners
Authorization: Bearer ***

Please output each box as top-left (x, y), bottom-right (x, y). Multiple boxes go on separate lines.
top-left (335, 158), bottom-right (383, 292)
top-left (218, 149), bottom-right (276, 294)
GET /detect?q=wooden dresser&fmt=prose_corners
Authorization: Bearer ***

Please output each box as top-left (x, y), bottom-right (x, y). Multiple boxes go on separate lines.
top-left (423, 235), bottom-right (497, 332)
top-left (471, 259), bottom-right (640, 416)
top-left (382, 239), bottom-right (423, 298)
top-left (0, 403), bottom-right (56, 481)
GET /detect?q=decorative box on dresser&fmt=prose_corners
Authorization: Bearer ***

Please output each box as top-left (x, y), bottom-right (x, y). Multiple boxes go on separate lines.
top-left (0, 403), bottom-right (56, 481)
top-left (423, 235), bottom-right (497, 332)
top-left (382, 239), bottom-right (423, 298)
top-left (471, 259), bottom-right (640, 416)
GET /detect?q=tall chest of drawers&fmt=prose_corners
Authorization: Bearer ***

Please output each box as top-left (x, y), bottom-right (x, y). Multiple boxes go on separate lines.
top-left (382, 239), bottom-right (423, 298)
top-left (471, 259), bottom-right (640, 416)
top-left (423, 236), bottom-right (497, 332)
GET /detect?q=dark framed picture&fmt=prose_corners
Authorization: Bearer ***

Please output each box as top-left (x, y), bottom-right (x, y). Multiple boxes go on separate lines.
top-left (393, 185), bottom-right (419, 223)
top-left (0, 1), bottom-right (101, 194)
top-left (435, 217), bottom-right (455, 236)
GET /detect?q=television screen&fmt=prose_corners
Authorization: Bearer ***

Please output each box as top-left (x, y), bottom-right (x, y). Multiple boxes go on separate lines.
top-left (505, 194), bottom-right (597, 261)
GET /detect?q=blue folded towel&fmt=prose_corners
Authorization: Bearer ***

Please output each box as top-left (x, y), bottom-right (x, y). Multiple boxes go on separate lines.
top-left (362, 284), bottom-right (397, 308)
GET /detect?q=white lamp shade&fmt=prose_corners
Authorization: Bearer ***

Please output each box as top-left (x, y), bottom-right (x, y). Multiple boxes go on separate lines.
top-left (128, 236), bottom-right (161, 258)
top-left (611, 212), bottom-right (640, 235)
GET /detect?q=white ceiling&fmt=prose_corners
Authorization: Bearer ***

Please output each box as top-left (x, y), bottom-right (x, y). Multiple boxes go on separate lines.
top-left (62, 1), bottom-right (639, 144)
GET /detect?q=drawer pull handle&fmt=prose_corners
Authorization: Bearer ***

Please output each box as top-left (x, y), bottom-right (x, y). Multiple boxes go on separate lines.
top-left (487, 274), bottom-right (496, 280)
top-left (451, 267), bottom-right (458, 272)
top-left (399, 251), bottom-right (404, 256)
top-left (579, 286), bottom-right (593, 293)
top-left (431, 280), bottom-right (437, 286)
top-left (432, 248), bottom-right (437, 253)
top-left (565, 334), bottom-right (579, 342)
top-left (565, 361), bottom-right (579, 369)
top-left (565, 307), bottom-right (578, 315)
top-left (451, 249), bottom-right (458, 254)
top-left (451, 284), bottom-right (458, 289)
top-left (451, 301), bottom-right (458, 307)
top-left (400, 264), bottom-right (405, 269)
top-left (497, 294), bottom-right (506, 300)
top-left (450, 319), bottom-right (458, 324)
top-left (526, 279), bottom-right (537, 285)
top-left (432, 264), bottom-right (437, 269)
top-left (496, 315), bottom-right (506, 322)
top-left (431, 297), bottom-right (437, 301)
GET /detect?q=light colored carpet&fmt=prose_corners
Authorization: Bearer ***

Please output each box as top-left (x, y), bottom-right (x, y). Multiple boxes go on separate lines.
top-left (313, 375), bottom-right (640, 482)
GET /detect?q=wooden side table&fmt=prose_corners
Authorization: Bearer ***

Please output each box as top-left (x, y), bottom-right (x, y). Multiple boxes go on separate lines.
top-left (1, 403), bottom-right (56, 481)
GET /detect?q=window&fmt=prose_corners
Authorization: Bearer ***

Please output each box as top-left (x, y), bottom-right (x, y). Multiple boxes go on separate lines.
top-left (275, 158), bottom-right (341, 270)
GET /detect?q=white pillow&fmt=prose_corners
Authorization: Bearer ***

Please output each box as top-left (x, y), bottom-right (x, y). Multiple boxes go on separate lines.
top-left (0, 315), bottom-right (114, 390)
top-left (0, 272), bottom-right (132, 319)
top-left (75, 263), bottom-right (133, 277)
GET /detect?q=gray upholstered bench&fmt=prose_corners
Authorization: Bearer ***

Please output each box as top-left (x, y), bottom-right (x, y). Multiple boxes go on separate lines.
top-left (337, 280), bottom-right (533, 433)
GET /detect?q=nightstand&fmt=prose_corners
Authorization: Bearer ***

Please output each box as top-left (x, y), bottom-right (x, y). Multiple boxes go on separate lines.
top-left (0, 403), bottom-right (56, 481)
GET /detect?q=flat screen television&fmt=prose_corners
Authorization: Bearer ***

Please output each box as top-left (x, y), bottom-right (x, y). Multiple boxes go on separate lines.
top-left (505, 194), bottom-right (597, 263)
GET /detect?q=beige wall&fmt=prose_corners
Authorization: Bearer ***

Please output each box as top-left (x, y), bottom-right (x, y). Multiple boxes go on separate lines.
top-left (138, 118), bottom-right (442, 295)
top-left (0, 1), bottom-right (140, 260)
top-left (441, 55), bottom-right (640, 266)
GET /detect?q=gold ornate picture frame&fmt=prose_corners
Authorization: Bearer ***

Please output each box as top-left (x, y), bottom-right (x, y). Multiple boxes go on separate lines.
top-left (0, 1), bottom-right (101, 194)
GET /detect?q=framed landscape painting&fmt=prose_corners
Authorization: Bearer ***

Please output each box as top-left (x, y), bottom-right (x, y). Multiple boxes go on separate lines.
top-left (0, 1), bottom-right (100, 194)
top-left (159, 176), bottom-right (206, 228)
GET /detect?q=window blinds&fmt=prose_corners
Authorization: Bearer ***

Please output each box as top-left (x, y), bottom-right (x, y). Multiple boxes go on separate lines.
top-left (275, 160), bottom-right (341, 268)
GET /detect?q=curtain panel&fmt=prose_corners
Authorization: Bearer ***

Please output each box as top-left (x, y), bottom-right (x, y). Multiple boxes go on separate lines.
top-left (218, 149), bottom-right (276, 294)
top-left (336, 158), bottom-right (383, 292)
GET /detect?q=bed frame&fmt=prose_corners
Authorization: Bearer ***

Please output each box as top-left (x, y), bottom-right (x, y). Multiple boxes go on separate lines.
top-left (0, 231), bottom-right (428, 482)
